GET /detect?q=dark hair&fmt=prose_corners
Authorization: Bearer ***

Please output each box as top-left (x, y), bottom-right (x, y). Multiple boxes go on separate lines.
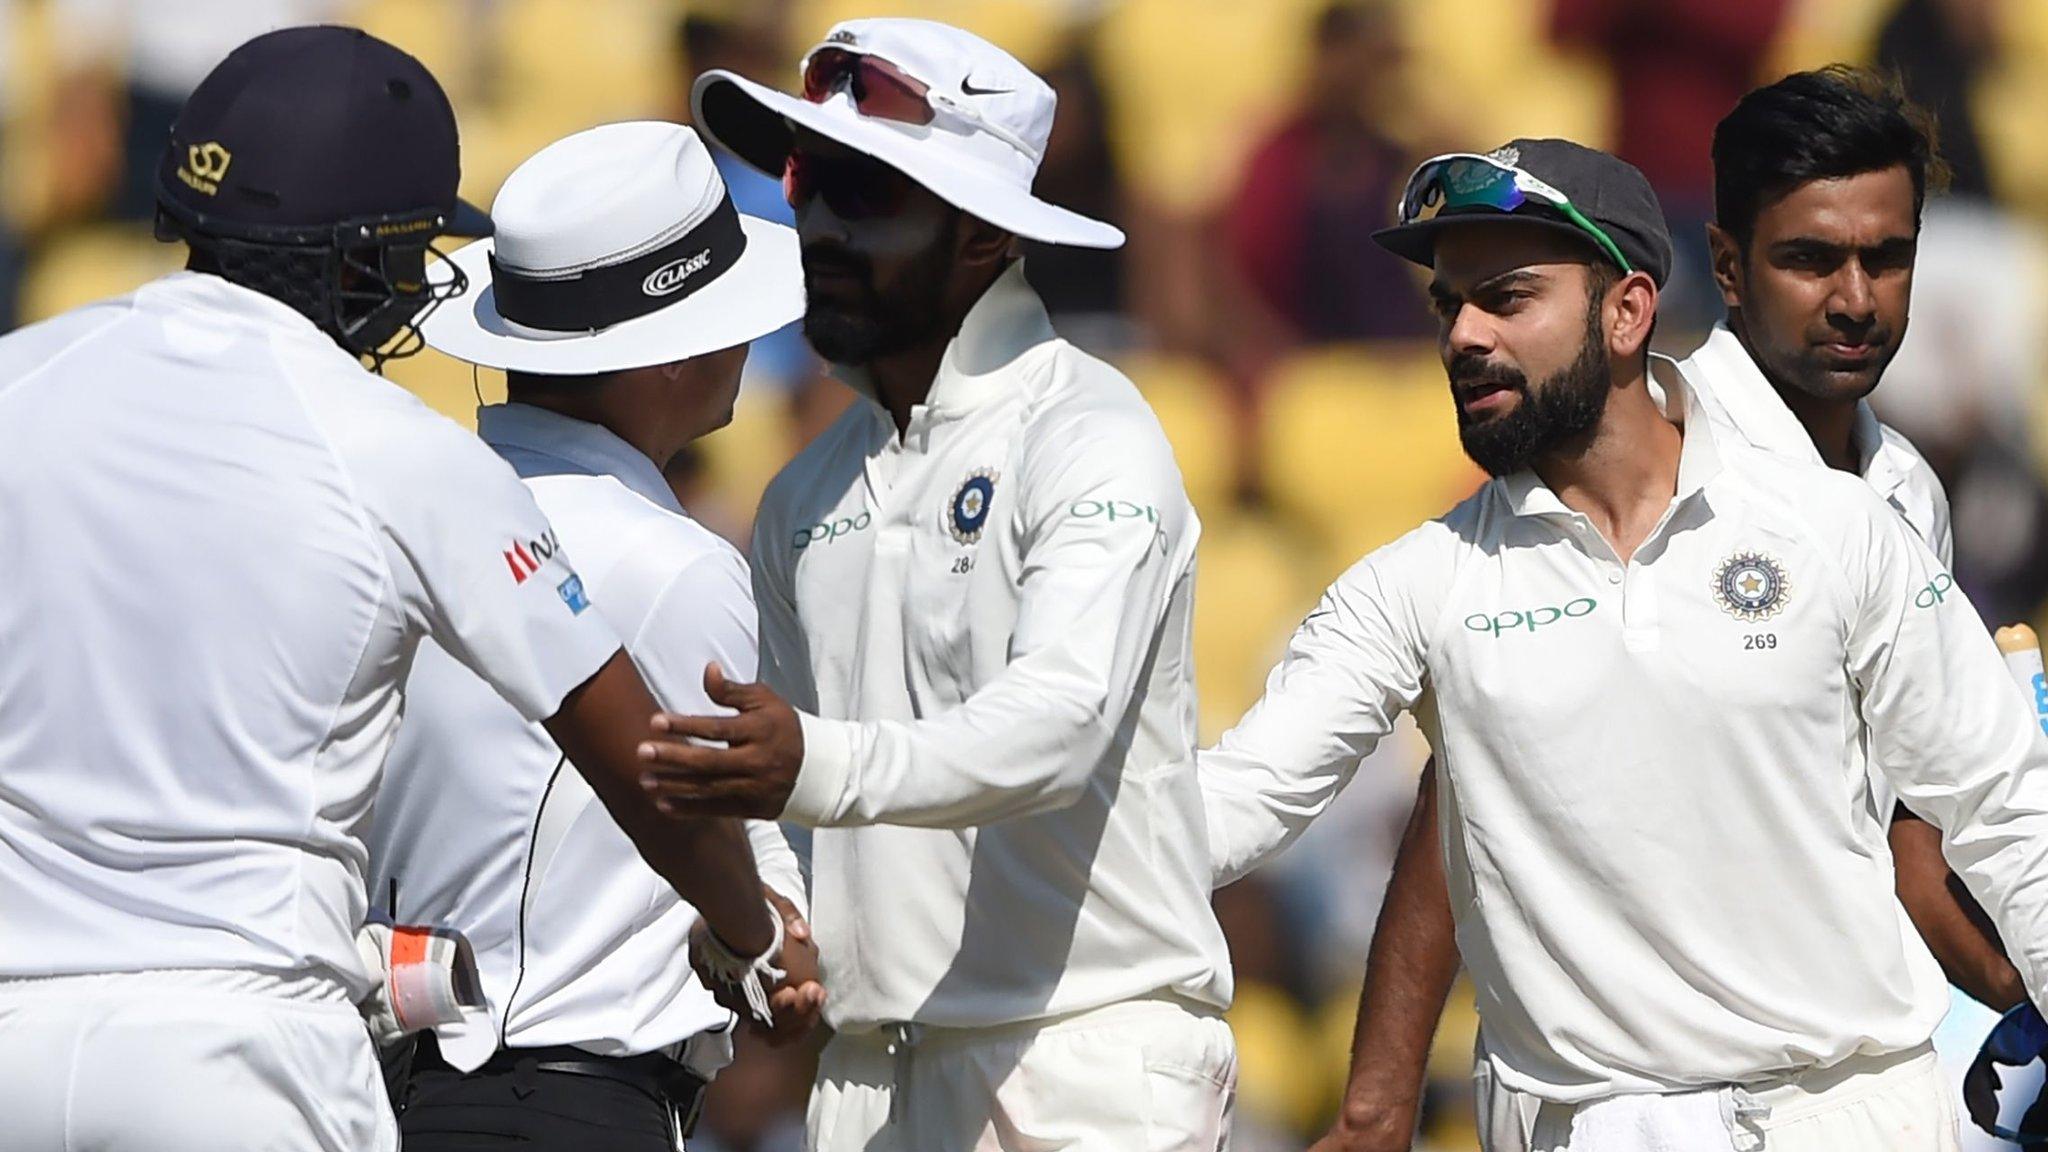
top-left (1712, 65), bottom-right (1949, 246)
top-left (1586, 258), bottom-right (1620, 303)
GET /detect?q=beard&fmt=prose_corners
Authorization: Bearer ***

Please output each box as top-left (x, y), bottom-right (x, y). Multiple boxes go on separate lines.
top-left (800, 231), bottom-right (955, 367)
top-left (1453, 308), bottom-right (1614, 478)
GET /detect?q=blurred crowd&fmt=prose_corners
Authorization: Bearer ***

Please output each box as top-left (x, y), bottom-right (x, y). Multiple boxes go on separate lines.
top-left (5, 1), bottom-right (2048, 1148)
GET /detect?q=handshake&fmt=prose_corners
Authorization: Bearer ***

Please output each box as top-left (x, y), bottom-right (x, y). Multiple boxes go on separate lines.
top-left (355, 887), bottom-right (825, 1052)
top-left (689, 888), bottom-right (827, 1048)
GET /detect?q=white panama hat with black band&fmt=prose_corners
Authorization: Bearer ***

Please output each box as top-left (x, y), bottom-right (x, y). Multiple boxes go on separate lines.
top-left (423, 120), bottom-right (802, 374)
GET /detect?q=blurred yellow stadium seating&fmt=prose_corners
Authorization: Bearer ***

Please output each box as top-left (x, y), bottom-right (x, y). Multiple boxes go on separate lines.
top-left (1765, 0), bottom-right (1891, 74)
top-left (1392, 0), bottom-right (1613, 150)
top-left (1122, 352), bottom-right (1237, 514)
top-left (1260, 344), bottom-right (1481, 570)
top-left (787, 0), bottom-right (1069, 71)
top-left (1, 2), bottom-right (44, 232)
top-left (382, 346), bottom-right (505, 429)
top-left (1094, 0), bottom-right (1321, 213)
top-left (19, 225), bottom-right (182, 324)
top-left (1978, 0), bottom-right (2048, 221)
top-left (1192, 510), bottom-right (1320, 743)
top-left (698, 390), bottom-right (797, 527)
top-left (1313, 974), bottom-right (1484, 1148)
top-left (350, 0), bottom-right (681, 209)
top-left (1230, 979), bottom-right (1329, 1136)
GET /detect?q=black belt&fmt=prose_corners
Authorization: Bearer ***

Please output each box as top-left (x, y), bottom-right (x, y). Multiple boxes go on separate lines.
top-left (406, 1031), bottom-right (709, 1139)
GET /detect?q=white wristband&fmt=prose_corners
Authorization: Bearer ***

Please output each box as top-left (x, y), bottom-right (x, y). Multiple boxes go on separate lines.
top-left (696, 902), bottom-right (787, 1027)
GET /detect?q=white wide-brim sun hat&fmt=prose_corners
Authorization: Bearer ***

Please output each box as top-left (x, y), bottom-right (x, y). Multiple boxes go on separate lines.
top-left (691, 18), bottom-right (1124, 251)
top-left (424, 120), bottom-right (803, 375)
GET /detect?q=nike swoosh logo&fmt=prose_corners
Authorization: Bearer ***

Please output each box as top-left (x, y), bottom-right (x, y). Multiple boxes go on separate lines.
top-left (959, 79), bottom-right (1012, 96)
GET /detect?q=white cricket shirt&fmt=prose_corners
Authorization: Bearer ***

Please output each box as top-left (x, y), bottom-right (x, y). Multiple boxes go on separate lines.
top-left (368, 403), bottom-right (808, 1071)
top-left (1665, 323), bottom-right (1954, 824)
top-left (0, 274), bottom-right (620, 999)
top-left (753, 263), bottom-right (1232, 1033)
top-left (1205, 328), bottom-right (1957, 889)
top-left (1201, 379), bottom-right (2048, 1101)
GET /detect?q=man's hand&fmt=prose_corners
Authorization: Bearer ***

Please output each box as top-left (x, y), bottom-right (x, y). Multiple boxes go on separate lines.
top-left (637, 664), bottom-right (804, 819)
top-left (759, 890), bottom-right (825, 1046)
top-left (692, 889), bottom-right (826, 1046)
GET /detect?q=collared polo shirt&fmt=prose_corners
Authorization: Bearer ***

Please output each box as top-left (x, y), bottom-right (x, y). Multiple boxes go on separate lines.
top-left (369, 402), bottom-right (807, 1071)
top-left (752, 263), bottom-right (1232, 1033)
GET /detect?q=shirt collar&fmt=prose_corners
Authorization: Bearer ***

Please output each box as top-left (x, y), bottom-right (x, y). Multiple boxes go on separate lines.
top-left (1498, 373), bottom-right (1721, 519)
top-left (475, 402), bottom-right (682, 513)
top-left (836, 260), bottom-right (1056, 425)
top-left (1683, 321), bottom-right (1902, 496)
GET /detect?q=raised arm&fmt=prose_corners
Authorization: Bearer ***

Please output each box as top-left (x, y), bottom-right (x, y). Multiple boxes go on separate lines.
top-left (1203, 534), bottom-right (1438, 887)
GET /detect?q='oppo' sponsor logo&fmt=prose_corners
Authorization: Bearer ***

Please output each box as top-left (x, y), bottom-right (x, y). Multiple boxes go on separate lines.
top-left (504, 528), bottom-right (563, 584)
top-left (794, 512), bottom-right (871, 549)
top-left (1913, 572), bottom-right (1954, 609)
top-left (1069, 499), bottom-right (1168, 554)
top-left (643, 248), bottom-right (713, 297)
top-left (1464, 597), bottom-right (1597, 637)
top-left (1069, 499), bottom-right (1156, 523)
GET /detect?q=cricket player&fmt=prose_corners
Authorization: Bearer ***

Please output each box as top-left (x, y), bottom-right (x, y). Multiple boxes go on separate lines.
top-left (0, 29), bottom-right (775, 1152)
top-left (366, 122), bottom-right (822, 1150)
top-left (1213, 70), bottom-right (2030, 1152)
top-left (636, 18), bottom-right (1237, 1150)
top-left (1197, 134), bottom-right (2048, 1150)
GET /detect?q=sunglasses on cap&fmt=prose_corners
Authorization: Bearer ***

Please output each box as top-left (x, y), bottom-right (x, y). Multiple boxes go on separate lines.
top-left (783, 148), bottom-right (914, 220)
top-left (799, 46), bottom-right (1037, 159)
top-left (1964, 1002), bottom-right (2048, 1143)
top-left (1397, 153), bottom-right (1633, 275)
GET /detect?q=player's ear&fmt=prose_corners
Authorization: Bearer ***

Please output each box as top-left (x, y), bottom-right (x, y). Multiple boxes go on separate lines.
top-left (956, 215), bottom-right (1014, 273)
top-left (1707, 222), bottom-right (1744, 311)
top-left (1609, 270), bottom-right (1658, 362)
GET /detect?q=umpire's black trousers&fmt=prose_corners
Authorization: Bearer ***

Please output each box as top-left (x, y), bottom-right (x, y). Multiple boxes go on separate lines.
top-left (394, 1033), bottom-right (700, 1151)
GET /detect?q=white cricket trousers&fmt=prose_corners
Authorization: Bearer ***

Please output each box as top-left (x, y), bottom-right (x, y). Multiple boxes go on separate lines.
top-left (807, 994), bottom-right (1237, 1152)
top-left (0, 969), bottom-right (398, 1152)
top-left (1477, 1041), bottom-right (1959, 1152)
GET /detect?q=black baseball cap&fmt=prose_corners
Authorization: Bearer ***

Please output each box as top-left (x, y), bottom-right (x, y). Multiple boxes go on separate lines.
top-left (1372, 138), bottom-right (1673, 287)
top-left (156, 25), bottom-right (491, 244)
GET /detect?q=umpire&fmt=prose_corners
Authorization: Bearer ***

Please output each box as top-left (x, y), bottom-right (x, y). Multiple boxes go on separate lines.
top-left (0, 27), bottom-right (777, 1152)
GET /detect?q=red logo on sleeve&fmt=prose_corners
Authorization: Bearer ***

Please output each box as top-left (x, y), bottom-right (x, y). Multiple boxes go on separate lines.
top-left (504, 529), bottom-right (562, 584)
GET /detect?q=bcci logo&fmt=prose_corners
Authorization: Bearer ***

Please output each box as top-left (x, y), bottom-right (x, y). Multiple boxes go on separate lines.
top-left (1712, 550), bottom-right (1790, 622)
top-left (176, 141), bottom-right (233, 196)
top-left (948, 468), bottom-right (998, 545)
